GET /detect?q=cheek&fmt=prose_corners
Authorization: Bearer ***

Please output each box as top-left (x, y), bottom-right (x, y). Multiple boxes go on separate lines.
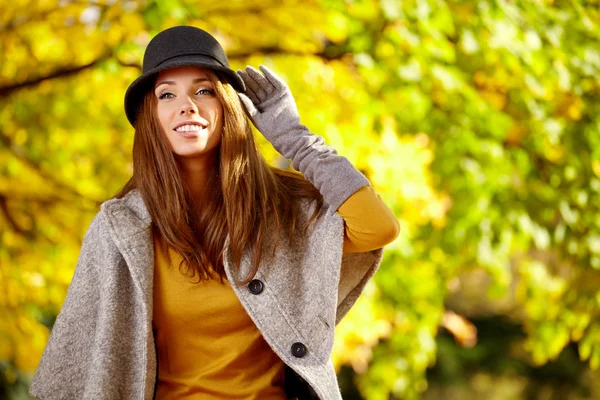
top-left (156, 106), bottom-right (171, 132)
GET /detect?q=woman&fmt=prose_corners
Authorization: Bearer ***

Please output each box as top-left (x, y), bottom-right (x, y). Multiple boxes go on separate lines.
top-left (29, 26), bottom-right (399, 399)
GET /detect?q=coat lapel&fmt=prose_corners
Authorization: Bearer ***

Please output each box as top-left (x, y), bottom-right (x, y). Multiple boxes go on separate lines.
top-left (101, 190), bottom-right (155, 310)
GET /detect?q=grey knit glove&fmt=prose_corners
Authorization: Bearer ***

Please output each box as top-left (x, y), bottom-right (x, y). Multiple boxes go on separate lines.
top-left (237, 65), bottom-right (369, 211)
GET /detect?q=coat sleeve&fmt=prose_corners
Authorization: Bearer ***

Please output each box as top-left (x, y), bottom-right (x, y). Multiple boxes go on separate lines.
top-left (29, 212), bottom-right (118, 399)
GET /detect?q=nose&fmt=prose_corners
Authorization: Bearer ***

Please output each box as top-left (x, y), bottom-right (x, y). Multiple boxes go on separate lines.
top-left (179, 96), bottom-right (198, 115)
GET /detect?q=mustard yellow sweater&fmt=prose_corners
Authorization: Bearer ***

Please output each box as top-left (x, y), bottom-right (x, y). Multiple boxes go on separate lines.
top-left (152, 186), bottom-right (399, 399)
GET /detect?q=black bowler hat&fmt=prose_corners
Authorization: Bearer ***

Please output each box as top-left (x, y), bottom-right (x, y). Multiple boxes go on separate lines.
top-left (124, 25), bottom-right (245, 126)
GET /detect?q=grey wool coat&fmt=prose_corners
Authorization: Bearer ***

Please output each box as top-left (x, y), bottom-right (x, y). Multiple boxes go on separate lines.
top-left (30, 133), bottom-right (385, 399)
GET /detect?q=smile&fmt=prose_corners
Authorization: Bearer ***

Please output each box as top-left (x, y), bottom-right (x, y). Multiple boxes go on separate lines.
top-left (175, 124), bottom-right (206, 132)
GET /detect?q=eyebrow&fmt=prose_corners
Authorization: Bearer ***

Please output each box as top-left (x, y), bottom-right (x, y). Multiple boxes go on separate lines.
top-left (155, 78), bottom-right (211, 89)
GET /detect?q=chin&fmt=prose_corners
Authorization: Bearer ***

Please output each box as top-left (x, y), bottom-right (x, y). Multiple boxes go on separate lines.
top-left (173, 145), bottom-right (220, 159)
top-left (174, 150), bottom-right (209, 158)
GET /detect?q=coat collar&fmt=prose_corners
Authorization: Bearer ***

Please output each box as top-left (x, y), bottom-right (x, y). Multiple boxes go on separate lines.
top-left (101, 189), bottom-right (152, 227)
top-left (100, 190), bottom-right (155, 306)
top-left (97, 190), bottom-right (253, 300)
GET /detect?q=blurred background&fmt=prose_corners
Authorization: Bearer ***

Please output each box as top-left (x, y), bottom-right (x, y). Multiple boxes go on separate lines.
top-left (1, 0), bottom-right (600, 399)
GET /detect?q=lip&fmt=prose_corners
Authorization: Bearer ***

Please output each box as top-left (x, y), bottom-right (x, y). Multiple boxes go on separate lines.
top-left (173, 120), bottom-right (207, 131)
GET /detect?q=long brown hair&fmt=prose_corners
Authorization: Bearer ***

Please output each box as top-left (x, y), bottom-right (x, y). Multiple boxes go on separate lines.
top-left (117, 69), bottom-right (323, 284)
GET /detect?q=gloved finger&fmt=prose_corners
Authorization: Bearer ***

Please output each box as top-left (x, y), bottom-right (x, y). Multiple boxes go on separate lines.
top-left (237, 93), bottom-right (259, 116)
top-left (258, 65), bottom-right (288, 93)
top-left (244, 66), bottom-right (274, 99)
top-left (237, 70), bottom-right (261, 104)
top-left (240, 67), bottom-right (267, 95)
top-left (249, 66), bottom-right (280, 96)
top-left (237, 69), bottom-right (261, 93)
top-left (237, 68), bottom-right (266, 101)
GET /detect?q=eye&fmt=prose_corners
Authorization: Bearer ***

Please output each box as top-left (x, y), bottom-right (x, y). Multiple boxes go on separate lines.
top-left (196, 88), bottom-right (214, 96)
top-left (158, 92), bottom-right (174, 100)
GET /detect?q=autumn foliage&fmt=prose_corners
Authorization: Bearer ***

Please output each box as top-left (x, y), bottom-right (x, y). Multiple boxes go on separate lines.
top-left (1, 0), bottom-right (600, 399)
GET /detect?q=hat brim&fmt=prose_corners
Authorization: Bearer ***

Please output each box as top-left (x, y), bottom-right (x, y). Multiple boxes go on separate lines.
top-left (124, 54), bottom-right (246, 126)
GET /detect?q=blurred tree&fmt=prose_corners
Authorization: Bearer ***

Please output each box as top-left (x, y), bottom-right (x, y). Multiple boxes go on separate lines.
top-left (1, 0), bottom-right (599, 399)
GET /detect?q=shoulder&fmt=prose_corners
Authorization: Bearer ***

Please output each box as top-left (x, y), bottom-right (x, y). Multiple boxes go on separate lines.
top-left (76, 190), bottom-right (151, 262)
top-left (294, 196), bottom-right (337, 220)
top-left (96, 189), bottom-right (152, 240)
top-left (100, 189), bottom-right (151, 225)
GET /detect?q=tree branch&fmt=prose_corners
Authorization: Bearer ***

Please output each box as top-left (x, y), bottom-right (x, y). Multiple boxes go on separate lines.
top-left (228, 46), bottom-right (352, 61)
top-left (0, 195), bottom-right (34, 239)
top-left (0, 52), bottom-right (111, 98)
top-left (0, 190), bottom-right (99, 209)
top-left (113, 46), bottom-right (351, 72)
top-left (116, 59), bottom-right (142, 71)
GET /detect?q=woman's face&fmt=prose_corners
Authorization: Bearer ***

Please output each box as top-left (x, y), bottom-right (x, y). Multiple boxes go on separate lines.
top-left (154, 66), bottom-right (223, 160)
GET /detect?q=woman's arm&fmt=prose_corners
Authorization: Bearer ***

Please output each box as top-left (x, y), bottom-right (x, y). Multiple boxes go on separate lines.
top-left (237, 66), bottom-right (399, 252)
top-left (338, 186), bottom-right (400, 253)
top-left (237, 66), bottom-right (369, 212)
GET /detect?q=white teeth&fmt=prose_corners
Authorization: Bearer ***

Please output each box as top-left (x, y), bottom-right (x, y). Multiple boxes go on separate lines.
top-left (175, 124), bottom-right (204, 132)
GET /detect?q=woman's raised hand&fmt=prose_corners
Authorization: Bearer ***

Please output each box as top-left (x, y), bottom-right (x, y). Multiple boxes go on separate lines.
top-left (236, 66), bottom-right (303, 151)
top-left (238, 65), bottom-right (370, 210)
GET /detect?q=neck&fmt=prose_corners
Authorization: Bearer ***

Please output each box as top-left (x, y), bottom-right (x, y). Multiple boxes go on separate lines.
top-left (176, 152), bottom-right (218, 200)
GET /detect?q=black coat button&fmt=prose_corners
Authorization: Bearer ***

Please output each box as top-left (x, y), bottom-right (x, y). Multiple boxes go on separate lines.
top-left (291, 342), bottom-right (307, 358)
top-left (248, 279), bottom-right (264, 294)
